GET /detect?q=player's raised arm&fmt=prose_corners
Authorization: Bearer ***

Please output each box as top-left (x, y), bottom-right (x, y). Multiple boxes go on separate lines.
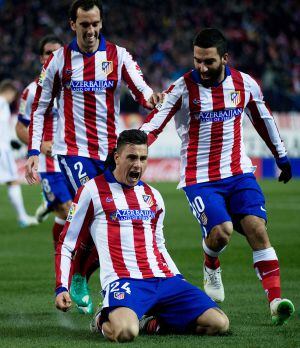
top-left (121, 48), bottom-right (156, 109)
top-left (244, 75), bottom-right (292, 183)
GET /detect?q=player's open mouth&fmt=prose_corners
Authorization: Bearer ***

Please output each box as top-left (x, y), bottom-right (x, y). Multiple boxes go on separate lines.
top-left (129, 171), bottom-right (140, 180)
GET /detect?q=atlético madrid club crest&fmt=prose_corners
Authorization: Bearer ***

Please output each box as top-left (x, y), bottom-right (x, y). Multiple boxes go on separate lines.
top-left (230, 91), bottom-right (241, 106)
top-left (102, 61), bottom-right (113, 75)
top-left (142, 194), bottom-right (154, 207)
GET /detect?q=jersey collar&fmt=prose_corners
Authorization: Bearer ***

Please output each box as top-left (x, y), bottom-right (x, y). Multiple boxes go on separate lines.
top-left (104, 169), bottom-right (143, 188)
top-left (191, 65), bottom-right (231, 87)
top-left (69, 35), bottom-right (106, 56)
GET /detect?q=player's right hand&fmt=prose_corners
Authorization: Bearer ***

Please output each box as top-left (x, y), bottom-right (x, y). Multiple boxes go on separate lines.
top-left (55, 291), bottom-right (72, 312)
top-left (25, 155), bottom-right (39, 184)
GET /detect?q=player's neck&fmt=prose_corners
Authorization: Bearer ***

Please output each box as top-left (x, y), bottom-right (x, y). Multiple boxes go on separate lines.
top-left (77, 39), bottom-right (100, 54)
top-left (217, 66), bottom-right (226, 84)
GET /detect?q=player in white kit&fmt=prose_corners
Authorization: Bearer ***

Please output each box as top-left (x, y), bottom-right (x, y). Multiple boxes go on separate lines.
top-left (0, 80), bottom-right (37, 227)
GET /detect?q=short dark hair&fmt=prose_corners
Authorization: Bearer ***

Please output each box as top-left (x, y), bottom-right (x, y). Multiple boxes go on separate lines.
top-left (116, 129), bottom-right (148, 152)
top-left (69, 0), bottom-right (103, 22)
top-left (39, 35), bottom-right (63, 55)
top-left (0, 79), bottom-right (18, 94)
top-left (193, 28), bottom-right (228, 56)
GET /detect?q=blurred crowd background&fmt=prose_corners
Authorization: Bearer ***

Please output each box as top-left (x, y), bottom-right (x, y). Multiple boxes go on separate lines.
top-left (0, 0), bottom-right (299, 112)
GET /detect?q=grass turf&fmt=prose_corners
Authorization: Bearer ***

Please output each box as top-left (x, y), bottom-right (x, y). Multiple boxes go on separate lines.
top-left (0, 180), bottom-right (299, 347)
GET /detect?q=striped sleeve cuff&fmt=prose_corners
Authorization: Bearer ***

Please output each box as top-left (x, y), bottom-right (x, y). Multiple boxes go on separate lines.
top-left (27, 149), bottom-right (40, 157)
top-left (55, 286), bottom-right (68, 296)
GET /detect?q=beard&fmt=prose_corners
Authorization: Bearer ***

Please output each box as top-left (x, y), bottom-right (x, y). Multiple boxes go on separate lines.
top-left (200, 63), bottom-right (224, 87)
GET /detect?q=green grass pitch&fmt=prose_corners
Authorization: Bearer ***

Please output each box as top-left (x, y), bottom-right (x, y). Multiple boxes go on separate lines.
top-left (0, 180), bottom-right (299, 347)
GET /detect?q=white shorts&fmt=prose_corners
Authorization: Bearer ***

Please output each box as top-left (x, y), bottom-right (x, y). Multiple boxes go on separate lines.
top-left (0, 147), bottom-right (18, 183)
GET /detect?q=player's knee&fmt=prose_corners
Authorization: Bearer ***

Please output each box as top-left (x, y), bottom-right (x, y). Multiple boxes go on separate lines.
top-left (242, 216), bottom-right (269, 246)
top-left (115, 322), bottom-right (139, 342)
top-left (214, 312), bottom-right (229, 334)
top-left (195, 308), bottom-right (229, 335)
top-left (211, 223), bottom-right (233, 246)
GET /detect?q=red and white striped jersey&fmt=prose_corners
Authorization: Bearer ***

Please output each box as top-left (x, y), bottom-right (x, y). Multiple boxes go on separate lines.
top-left (141, 67), bottom-right (287, 188)
top-left (29, 37), bottom-right (153, 160)
top-left (18, 80), bottom-right (60, 173)
top-left (55, 170), bottom-right (180, 290)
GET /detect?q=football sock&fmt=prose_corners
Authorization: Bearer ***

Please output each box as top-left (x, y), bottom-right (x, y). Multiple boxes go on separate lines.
top-left (7, 184), bottom-right (28, 221)
top-left (72, 236), bottom-right (95, 277)
top-left (202, 239), bottom-right (225, 269)
top-left (253, 247), bottom-right (281, 303)
top-left (84, 246), bottom-right (100, 282)
top-left (53, 217), bottom-right (65, 250)
top-left (204, 252), bottom-right (220, 270)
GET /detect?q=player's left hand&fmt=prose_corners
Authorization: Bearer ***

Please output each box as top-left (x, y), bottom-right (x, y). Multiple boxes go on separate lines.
top-left (276, 156), bottom-right (292, 184)
top-left (146, 92), bottom-right (164, 109)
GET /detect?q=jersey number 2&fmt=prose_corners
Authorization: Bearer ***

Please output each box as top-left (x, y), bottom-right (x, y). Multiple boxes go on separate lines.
top-left (74, 161), bottom-right (87, 179)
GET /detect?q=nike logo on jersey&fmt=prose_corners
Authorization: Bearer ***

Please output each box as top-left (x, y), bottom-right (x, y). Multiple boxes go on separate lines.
top-left (261, 268), bottom-right (279, 277)
top-left (260, 206), bottom-right (266, 212)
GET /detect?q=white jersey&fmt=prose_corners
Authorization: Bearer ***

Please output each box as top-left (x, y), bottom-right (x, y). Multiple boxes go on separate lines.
top-left (56, 170), bottom-right (180, 290)
top-left (29, 37), bottom-right (153, 160)
top-left (18, 80), bottom-right (60, 173)
top-left (0, 96), bottom-right (18, 183)
top-left (0, 96), bottom-right (13, 149)
top-left (141, 67), bottom-right (287, 188)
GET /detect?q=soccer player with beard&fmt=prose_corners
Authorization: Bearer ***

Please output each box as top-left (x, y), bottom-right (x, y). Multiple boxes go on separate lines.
top-left (140, 28), bottom-right (294, 325)
top-left (16, 35), bottom-right (73, 249)
top-left (25, 0), bottom-right (163, 314)
top-left (55, 129), bottom-right (229, 342)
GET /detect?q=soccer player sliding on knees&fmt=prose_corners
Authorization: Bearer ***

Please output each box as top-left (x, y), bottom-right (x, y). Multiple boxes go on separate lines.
top-left (55, 130), bottom-right (229, 342)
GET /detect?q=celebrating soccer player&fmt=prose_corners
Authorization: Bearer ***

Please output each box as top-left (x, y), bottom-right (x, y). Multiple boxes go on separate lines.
top-left (25, 0), bottom-right (163, 313)
top-left (55, 129), bottom-right (229, 342)
top-left (140, 28), bottom-right (295, 325)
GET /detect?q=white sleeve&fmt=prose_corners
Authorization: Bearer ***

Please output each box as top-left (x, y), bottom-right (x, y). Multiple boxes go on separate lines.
top-left (121, 47), bottom-right (153, 108)
top-left (153, 190), bottom-right (181, 275)
top-left (18, 84), bottom-right (36, 126)
top-left (55, 185), bottom-right (94, 291)
top-left (244, 75), bottom-right (287, 158)
top-left (28, 52), bottom-right (60, 153)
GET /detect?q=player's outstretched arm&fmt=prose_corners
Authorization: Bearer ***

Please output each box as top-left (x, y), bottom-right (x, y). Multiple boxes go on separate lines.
top-left (145, 92), bottom-right (164, 109)
top-left (25, 155), bottom-right (39, 184)
top-left (55, 291), bottom-right (72, 312)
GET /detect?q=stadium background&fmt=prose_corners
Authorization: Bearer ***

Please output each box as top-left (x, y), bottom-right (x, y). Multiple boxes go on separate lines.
top-left (0, 1), bottom-right (299, 347)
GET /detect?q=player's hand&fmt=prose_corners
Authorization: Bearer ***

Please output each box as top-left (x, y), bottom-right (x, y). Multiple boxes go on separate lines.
top-left (25, 155), bottom-right (39, 185)
top-left (276, 156), bottom-right (292, 184)
top-left (145, 92), bottom-right (164, 109)
top-left (55, 291), bottom-right (72, 312)
top-left (40, 141), bottom-right (53, 157)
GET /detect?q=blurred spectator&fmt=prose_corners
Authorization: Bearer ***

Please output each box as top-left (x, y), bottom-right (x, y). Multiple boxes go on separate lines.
top-left (0, 0), bottom-right (299, 111)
